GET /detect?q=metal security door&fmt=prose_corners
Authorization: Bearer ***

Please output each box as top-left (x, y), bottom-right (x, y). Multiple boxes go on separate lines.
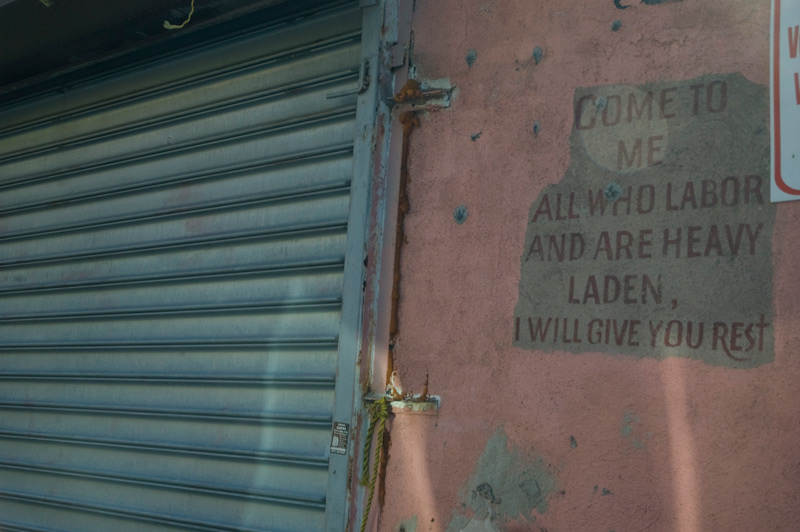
top-left (0, 2), bottom-right (370, 530)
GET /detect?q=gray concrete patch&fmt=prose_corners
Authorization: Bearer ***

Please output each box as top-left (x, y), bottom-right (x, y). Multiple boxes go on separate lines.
top-left (446, 428), bottom-right (557, 531)
top-left (514, 73), bottom-right (775, 368)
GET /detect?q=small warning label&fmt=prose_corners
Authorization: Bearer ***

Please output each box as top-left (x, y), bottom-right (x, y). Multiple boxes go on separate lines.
top-left (330, 422), bottom-right (350, 455)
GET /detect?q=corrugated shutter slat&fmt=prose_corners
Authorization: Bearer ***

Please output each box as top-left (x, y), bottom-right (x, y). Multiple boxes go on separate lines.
top-left (0, 2), bottom-right (363, 531)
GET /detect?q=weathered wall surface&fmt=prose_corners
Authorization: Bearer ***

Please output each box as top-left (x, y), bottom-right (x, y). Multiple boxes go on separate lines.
top-left (379, 1), bottom-right (800, 531)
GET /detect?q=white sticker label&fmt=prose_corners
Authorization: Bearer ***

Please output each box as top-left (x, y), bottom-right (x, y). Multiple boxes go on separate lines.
top-left (330, 422), bottom-right (349, 455)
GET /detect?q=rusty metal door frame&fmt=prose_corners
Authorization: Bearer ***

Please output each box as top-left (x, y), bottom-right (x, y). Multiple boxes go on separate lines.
top-left (334, 0), bottom-right (417, 530)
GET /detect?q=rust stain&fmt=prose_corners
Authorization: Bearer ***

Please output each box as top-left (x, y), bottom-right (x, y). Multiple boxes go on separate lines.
top-left (394, 79), bottom-right (424, 103)
top-left (387, 109), bottom-right (419, 390)
top-left (418, 371), bottom-right (429, 402)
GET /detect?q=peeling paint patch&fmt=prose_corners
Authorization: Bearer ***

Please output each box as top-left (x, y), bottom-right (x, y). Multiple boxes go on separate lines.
top-left (620, 411), bottom-right (639, 437)
top-left (446, 428), bottom-right (557, 531)
top-left (458, 514), bottom-right (500, 532)
top-left (621, 411), bottom-right (645, 448)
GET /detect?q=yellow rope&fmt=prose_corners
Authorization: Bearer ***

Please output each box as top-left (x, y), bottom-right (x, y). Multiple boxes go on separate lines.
top-left (360, 397), bottom-right (389, 532)
top-left (163, 0), bottom-right (195, 30)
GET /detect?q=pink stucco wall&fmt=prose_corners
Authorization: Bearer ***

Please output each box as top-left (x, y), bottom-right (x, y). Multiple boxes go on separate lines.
top-left (377, 1), bottom-right (800, 531)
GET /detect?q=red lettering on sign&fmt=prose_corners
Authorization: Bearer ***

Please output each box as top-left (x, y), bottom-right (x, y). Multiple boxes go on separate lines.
top-left (665, 183), bottom-right (679, 211)
top-left (617, 137), bottom-right (663, 169)
top-left (612, 319), bottom-right (628, 346)
top-left (594, 232), bottom-right (612, 260)
top-left (686, 321), bottom-right (704, 349)
top-left (789, 25), bottom-right (800, 59)
top-left (701, 179), bottom-right (718, 207)
top-left (687, 226), bottom-right (702, 258)
top-left (744, 175), bottom-right (764, 204)
top-left (528, 317), bottom-right (552, 342)
top-left (663, 227), bottom-right (682, 257)
top-left (616, 231), bottom-right (634, 260)
top-left (659, 87), bottom-right (677, 119)
top-left (705, 81), bottom-right (727, 113)
top-left (795, 73), bottom-right (800, 105)
top-left (602, 95), bottom-right (622, 126)
top-left (560, 318), bottom-right (582, 344)
top-left (648, 320), bottom-right (662, 347)
top-left (712, 322), bottom-right (749, 361)
top-left (664, 320), bottom-right (683, 347)
top-left (628, 91), bottom-right (653, 122)
top-left (575, 95), bottom-right (596, 130)
top-left (618, 138), bottom-right (642, 169)
top-left (628, 320), bottom-right (641, 346)
top-left (647, 135), bottom-right (664, 166)
top-left (690, 84), bottom-right (704, 115)
top-left (704, 225), bottom-right (723, 256)
top-left (588, 319), bottom-right (603, 344)
top-left (637, 185), bottom-right (655, 214)
top-left (613, 187), bottom-right (632, 215)
top-left (531, 194), bottom-right (551, 223)
top-left (638, 229), bottom-right (653, 258)
top-left (588, 189), bottom-right (609, 216)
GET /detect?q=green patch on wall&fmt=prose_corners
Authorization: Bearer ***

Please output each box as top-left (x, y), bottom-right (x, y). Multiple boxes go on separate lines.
top-left (396, 515), bottom-right (418, 532)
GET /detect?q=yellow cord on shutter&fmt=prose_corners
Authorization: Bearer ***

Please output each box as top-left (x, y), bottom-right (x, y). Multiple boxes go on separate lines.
top-left (164, 0), bottom-right (195, 30)
top-left (359, 396), bottom-right (389, 532)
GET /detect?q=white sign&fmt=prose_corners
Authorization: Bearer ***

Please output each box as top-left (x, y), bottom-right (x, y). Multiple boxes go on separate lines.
top-left (772, 0), bottom-right (800, 202)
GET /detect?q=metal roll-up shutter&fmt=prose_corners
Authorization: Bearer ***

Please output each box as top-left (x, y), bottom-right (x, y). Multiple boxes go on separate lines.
top-left (0, 2), bottom-right (367, 531)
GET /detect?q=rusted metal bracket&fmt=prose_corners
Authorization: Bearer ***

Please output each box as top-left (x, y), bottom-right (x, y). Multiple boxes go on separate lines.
top-left (388, 78), bottom-right (454, 110)
top-left (364, 393), bottom-right (441, 415)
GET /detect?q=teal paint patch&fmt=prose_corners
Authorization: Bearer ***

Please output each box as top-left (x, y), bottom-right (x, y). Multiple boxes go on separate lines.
top-left (621, 411), bottom-right (645, 448)
top-left (458, 515), bottom-right (500, 532)
top-left (446, 428), bottom-right (557, 531)
top-left (396, 516), bottom-right (418, 532)
top-left (465, 49), bottom-right (477, 68)
top-left (620, 411), bottom-right (639, 438)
